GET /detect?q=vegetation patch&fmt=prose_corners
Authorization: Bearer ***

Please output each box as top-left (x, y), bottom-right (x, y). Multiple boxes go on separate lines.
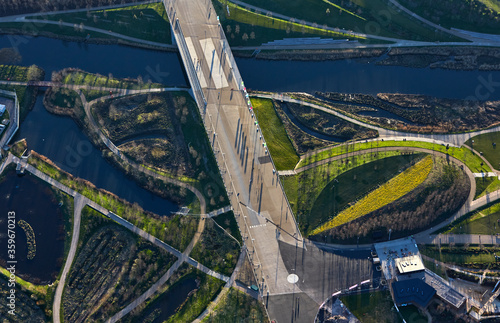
top-left (191, 218), bottom-right (240, 277)
top-left (398, 0), bottom-right (500, 35)
top-left (202, 287), bottom-right (268, 322)
top-left (465, 131), bottom-right (500, 170)
top-left (29, 151), bottom-right (198, 251)
top-left (0, 275), bottom-right (47, 322)
top-left (63, 206), bottom-right (176, 322)
top-left (315, 91), bottom-right (500, 134)
top-left (213, 0), bottom-right (365, 47)
top-left (251, 97), bottom-right (299, 170)
top-left (284, 100), bottom-right (378, 141)
top-left (443, 202), bottom-right (500, 235)
top-left (340, 290), bottom-right (400, 323)
top-left (312, 156), bottom-right (470, 243)
top-left (0, 64), bottom-right (44, 121)
top-left (298, 139), bottom-right (490, 173)
top-left (311, 155), bottom-right (433, 235)
top-left (420, 244), bottom-right (500, 270)
top-left (43, 2), bottom-right (171, 44)
top-left (43, 87), bottom-right (82, 117)
top-left (228, 0), bottom-right (461, 41)
top-left (304, 153), bottom-right (425, 235)
top-left (475, 176), bottom-right (500, 199)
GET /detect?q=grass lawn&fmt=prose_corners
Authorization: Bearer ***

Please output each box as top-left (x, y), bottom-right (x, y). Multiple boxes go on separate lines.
top-left (202, 287), bottom-right (268, 322)
top-left (306, 153), bottom-right (425, 235)
top-left (282, 150), bottom-right (407, 233)
top-left (251, 97), bottom-right (299, 170)
top-left (230, 0), bottom-right (462, 42)
top-left (299, 140), bottom-right (490, 173)
top-left (466, 131), bottom-right (500, 171)
top-left (311, 155), bottom-right (433, 235)
top-left (398, 0), bottom-right (500, 35)
top-left (445, 202), bottom-right (500, 235)
top-left (475, 176), bottom-right (500, 199)
top-left (340, 290), bottom-right (401, 323)
top-left (37, 2), bottom-right (171, 44)
top-left (214, 0), bottom-right (369, 47)
top-left (0, 64), bottom-right (44, 121)
top-left (420, 245), bottom-right (498, 266)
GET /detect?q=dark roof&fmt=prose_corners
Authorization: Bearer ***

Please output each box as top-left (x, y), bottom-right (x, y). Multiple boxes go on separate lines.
top-left (392, 279), bottom-right (436, 308)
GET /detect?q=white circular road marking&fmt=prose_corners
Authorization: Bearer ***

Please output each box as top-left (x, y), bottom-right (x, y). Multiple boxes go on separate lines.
top-left (287, 274), bottom-right (299, 284)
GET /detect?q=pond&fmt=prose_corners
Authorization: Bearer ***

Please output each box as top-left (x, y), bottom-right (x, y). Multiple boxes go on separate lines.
top-left (0, 170), bottom-right (65, 284)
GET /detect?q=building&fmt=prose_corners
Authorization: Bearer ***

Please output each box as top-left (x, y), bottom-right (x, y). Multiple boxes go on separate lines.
top-left (395, 255), bottom-right (425, 276)
top-left (392, 278), bottom-right (436, 308)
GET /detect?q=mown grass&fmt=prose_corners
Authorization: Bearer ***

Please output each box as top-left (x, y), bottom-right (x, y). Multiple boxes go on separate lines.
top-left (34, 2), bottom-right (171, 44)
top-left (0, 64), bottom-right (44, 121)
top-left (444, 202), bottom-right (500, 235)
top-left (233, 0), bottom-right (462, 41)
top-left (340, 290), bottom-right (401, 323)
top-left (311, 155), bottom-right (433, 235)
top-left (251, 97), bottom-right (299, 170)
top-left (299, 140), bottom-right (490, 173)
top-left (465, 131), bottom-right (500, 171)
top-left (306, 153), bottom-right (425, 236)
top-left (202, 287), bottom-right (268, 322)
top-left (398, 0), bottom-right (500, 35)
top-left (283, 150), bottom-right (406, 232)
top-left (420, 245), bottom-right (499, 267)
top-left (475, 176), bottom-right (500, 199)
top-left (214, 0), bottom-right (367, 47)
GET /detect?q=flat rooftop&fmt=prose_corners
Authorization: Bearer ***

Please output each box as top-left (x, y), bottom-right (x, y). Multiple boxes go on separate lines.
top-left (395, 255), bottom-right (425, 274)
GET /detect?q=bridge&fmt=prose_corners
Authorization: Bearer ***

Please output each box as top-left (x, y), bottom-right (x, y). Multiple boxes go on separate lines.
top-left (163, 0), bottom-right (312, 319)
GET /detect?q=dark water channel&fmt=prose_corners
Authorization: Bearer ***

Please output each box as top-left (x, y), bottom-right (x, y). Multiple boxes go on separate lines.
top-left (141, 277), bottom-right (198, 322)
top-left (0, 171), bottom-right (64, 284)
top-left (3, 35), bottom-right (500, 216)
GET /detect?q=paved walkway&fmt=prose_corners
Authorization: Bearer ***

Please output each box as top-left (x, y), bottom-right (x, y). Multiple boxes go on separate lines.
top-left (53, 193), bottom-right (86, 323)
top-left (256, 93), bottom-right (500, 147)
top-left (3, 154), bottom-right (230, 321)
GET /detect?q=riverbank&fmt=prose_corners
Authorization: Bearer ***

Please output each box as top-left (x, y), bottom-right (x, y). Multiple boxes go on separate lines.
top-left (240, 46), bottom-right (500, 71)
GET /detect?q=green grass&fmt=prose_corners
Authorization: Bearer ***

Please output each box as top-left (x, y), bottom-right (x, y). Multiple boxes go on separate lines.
top-left (420, 245), bottom-right (498, 266)
top-left (465, 132), bottom-right (500, 170)
top-left (0, 64), bottom-right (44, 121)
top-left (214, 0), bottom-right (369, 47)
top-left (29, 151), bottom-right (199, 251)
top-left (341, 290), bottom-right (401, 323)
top-left (230, 0), bottom-right (463, 42)
top-left (475, 176), bottom-right (500, 199)
top-left (251, 97), bottom-right (299, 170)
top-left (423, 258), bottom-right (448, 280)
top-left (202, 288), bottom-right (268, 322)
top-left (282, 150), bottom-right (406, 232)
top-left (0, 21), bottom-right (116, 40)
top-left (299, 140), bottom-right (490, 173)
top-left (33, 2), bottom-right (171, 44)
top-left (306, 153), bottom-right (425, 235)
top-left (398, 0), bottom-right (500, 35)
top-left (445, 202), bottom-right (500, 235)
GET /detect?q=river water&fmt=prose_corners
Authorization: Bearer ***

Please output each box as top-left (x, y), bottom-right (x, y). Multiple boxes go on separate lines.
top-left (3, 35), bottom-right (500, 215)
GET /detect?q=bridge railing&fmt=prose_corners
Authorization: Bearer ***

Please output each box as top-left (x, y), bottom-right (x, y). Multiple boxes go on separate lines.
top-left (163, 0), bottom-right (207, 111)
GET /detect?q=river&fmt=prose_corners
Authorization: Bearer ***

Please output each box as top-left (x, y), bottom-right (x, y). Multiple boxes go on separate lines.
top-left (3, 35), bottom-right (500, 215)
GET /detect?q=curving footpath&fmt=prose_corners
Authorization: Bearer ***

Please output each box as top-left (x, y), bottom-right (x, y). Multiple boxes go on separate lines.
top-left (255, 93), bottom-right (500, 147)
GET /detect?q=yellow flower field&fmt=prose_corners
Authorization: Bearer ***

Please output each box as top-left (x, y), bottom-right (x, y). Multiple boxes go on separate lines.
top-left (310, 155), bottom-right (433, 235)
